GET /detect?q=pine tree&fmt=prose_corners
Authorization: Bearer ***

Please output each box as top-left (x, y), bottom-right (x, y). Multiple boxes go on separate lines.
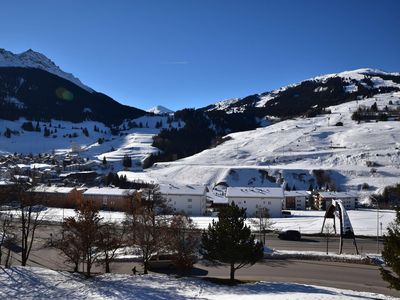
top-left (122, 154), bottom-right (132, 168)
top-left (380, 208), bottom-right (400, 290)
top-left (102, 156), bottom-right (107, 165)
top-left (201, 202), bottom-right (264, 282)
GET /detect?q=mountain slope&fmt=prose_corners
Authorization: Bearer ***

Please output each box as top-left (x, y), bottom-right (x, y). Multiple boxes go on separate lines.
top-left (147, 105), bottom-right (174, 114)
top-left (140, 88), bottom-right (400, 192)
top-left (0, 48), bottom-right (91, 91)
top-left (0, 49), bottom-right (145, 126)
top-left (203, 68), bottom-right (400, 119)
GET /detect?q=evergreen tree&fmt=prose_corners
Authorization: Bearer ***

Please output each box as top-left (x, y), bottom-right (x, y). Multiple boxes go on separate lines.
top-left (380, 208), bottom-right (400, 290)
top-left (122, 154), bottom-right (132, 168)
top-left (43, 127), bottom-right (50, 137)
top-left (102, 156), bottom-right (107, 165)
top-left (201, 202), bottom-right (264, 282)
top-left (4, 128), bottom-right (12, 138)
top-left (370, 102), bottom-right (378, 112)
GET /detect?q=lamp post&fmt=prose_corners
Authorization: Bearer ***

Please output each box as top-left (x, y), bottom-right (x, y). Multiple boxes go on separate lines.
top-left (370, 195), bottom-right (380, 253)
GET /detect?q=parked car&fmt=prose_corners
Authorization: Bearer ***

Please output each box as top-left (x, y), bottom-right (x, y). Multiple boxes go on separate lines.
top-left (278, 230), bottom-right (301, 241)
top-left (148, 254), bottom-right (175, 270)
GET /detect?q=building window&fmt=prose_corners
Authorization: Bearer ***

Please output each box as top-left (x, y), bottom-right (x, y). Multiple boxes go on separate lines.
top-left (244, 200), bottom-right (246, 204)
top-left (188, 199), bottom-right (192, 202)
top-left (188, 205), bottom-right (192, 209)
top-left (268, 201), bottom-right (271, 205)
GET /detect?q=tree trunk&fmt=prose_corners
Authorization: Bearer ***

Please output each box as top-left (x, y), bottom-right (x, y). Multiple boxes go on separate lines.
top-left (105, 261), bottom-right (110, 273)
top-left (143, 261), bottom-right (148, 274)
top-left (74, 263), bottom-right (78, 272)
top-left (5, 247), bottom-right (12, 268)
top-left (230, 263), bottom-right (235, 282)
top-left (86, 261), bottom-right (91, 277)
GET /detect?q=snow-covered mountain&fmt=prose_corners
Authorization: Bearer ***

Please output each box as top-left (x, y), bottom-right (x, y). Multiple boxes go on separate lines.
top-left (0, 48), bottom-right (145, 126)
top-left (0, 48), bottom-right (91, 92)
top-left (147, 105), bottom-right (174, 114)
top-left (203, 68), bottom-right (400, 118)
top-left (119, 69), bottom-right (400, 194)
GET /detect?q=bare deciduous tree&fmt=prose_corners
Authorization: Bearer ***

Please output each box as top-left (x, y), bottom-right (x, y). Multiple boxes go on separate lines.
top-left (167, 214), bottom-right (199, 273)
top-left (97, 222), bottom-right (125, 273)
top-left (125, 185), bottom-right (171, 274)
top-left (60, 200), bottom-right (102, 277)
top-left (250, 207), bottom-right (274, 244)
top-left (0, 212), bottom-right (14, 267)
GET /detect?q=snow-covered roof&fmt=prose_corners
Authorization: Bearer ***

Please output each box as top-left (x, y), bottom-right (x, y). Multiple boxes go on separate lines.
top-left (0, 180), bottom-right (14, 186)
top-left (284, 191), bottom-right (310, 197)
top-left (226, 187), bottom-right (284, 198)
top-left (159, 184), bottom-right (207, 196)
top-left (83, 187), bottom-right (136, 196)
top-left (31, 185), bottom-right (75, 194)
top-left (318, 191), bottom-right (358, 199)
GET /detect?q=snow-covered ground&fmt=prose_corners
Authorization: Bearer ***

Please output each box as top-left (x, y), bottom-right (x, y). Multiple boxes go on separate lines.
top-left (0, 115), bottom-right (181, 166)
top-left (0, 266), bottom-right (396, 300)
top-left (130, 90), bottom-right (400, 192)
top-left (4, 207), bottom-right (395, 237)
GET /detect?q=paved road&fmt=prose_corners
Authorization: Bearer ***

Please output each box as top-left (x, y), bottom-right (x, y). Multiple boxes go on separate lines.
top-left (195, 260), bottom-right (400, 298)
top-left (5, 223), bottom-right (398, 298)
top-left (266, 235), bottom-right (381, 254)
top-left (33, 224), bottom-right (382, 254)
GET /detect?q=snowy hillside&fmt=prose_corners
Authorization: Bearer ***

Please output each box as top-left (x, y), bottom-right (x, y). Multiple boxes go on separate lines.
top-left (0, 115), bottom-right (182, 166)
top-left (0, 266), bottom-right (396, 300)
top-left (147, 105), bottom-right (174, 114)
top-left (0, 48), bottom-right (91, 92)
top-left (131, 90), bottom-right (400, 192)
top-left (203, 68), bottom-right (400, 116)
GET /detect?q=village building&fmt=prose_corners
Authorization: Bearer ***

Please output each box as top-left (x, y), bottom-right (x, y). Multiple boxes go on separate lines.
top-left (30, 185), bottom-right (83, 208)
top-left (226, 187), bottom-right (284, 217)
top-left (159, 184), bottom-right (208, 216)
top-left (314, 191), bottom-right (358, 210)
top-left (0, 180), bottom-right (15, 203)
top-left (82, 187), bottom-right (136, 211)
top-left (283, 190), bottom-right (309, 210)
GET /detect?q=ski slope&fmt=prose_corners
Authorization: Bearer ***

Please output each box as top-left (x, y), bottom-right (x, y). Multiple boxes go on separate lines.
top-left (136, 91), bottom-right (400, 191)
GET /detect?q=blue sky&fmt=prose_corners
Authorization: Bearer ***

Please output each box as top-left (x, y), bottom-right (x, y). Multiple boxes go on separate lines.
top-left (1, 1), bottom-right (399, 111)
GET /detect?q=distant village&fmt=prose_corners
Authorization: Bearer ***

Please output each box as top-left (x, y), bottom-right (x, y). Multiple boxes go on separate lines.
top-left (0, 152), bottom-right (359, 217)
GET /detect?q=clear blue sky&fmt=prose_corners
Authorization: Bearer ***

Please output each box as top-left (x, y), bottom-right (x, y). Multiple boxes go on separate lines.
top-left (1, 0), bottom-right (399, 111)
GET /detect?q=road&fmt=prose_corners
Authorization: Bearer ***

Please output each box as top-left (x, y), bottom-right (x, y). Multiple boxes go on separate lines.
top-left (4, 223), bottom-right (399, 298)
top-left (32, 223), bottom-right (382, 254)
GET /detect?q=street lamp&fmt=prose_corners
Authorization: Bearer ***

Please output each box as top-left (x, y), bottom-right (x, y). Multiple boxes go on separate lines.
top-left (370, 195), bottom-right (380, 253)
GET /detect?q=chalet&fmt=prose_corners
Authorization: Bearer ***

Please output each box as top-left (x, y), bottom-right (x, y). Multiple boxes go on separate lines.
top-left (314, 191), bottom-right (358, 210)
top-left (226, 187), bottom-right (284, 217)
top-left (30, 185), bottom-right (83, 208)
top-left (159, 184), bottom-right (207, 216)
top-left (283, 190), bottom-right (309, 210)
top-left (83, 187), bottom-right (136, 211)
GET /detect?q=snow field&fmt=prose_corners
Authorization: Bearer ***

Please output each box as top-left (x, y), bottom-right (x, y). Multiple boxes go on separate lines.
top-left (0, 266), bottom-right (396, 300)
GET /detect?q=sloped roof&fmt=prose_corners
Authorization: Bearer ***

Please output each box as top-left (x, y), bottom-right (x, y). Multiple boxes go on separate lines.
top-left (284, 190), bottom-right (310, 197)
top-left (226, 187), bottom-right (284, 198)
top-left (159, 184), bottom-right (207, 196)
top-left (318, 191), bottom-right (358, 198)
top-left (31, 185), bottom-right (75, 194)
top-left (83, 187), bottom-right (136, 196)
